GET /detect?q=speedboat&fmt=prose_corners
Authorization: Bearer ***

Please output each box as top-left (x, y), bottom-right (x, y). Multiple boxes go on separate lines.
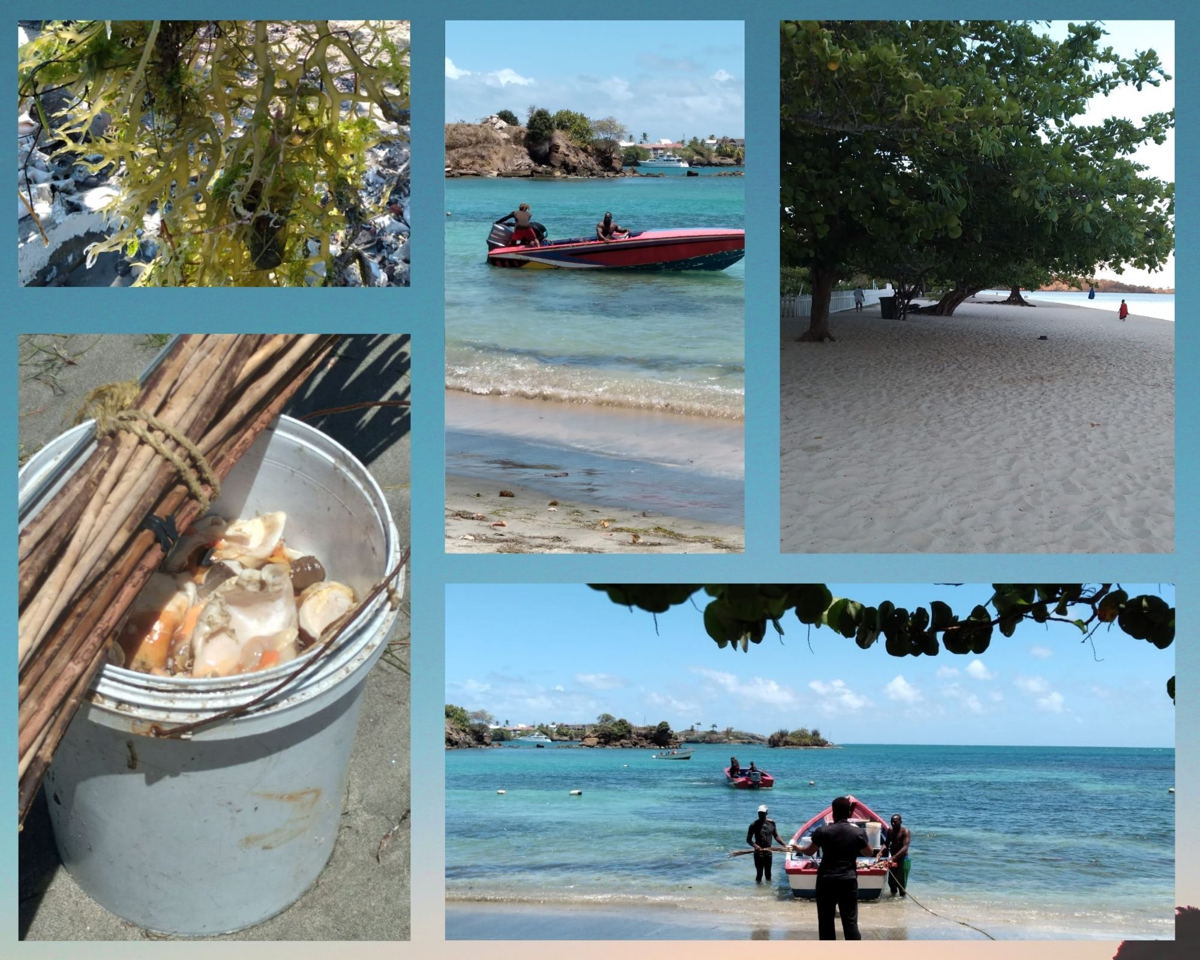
top-left (725, 766), bottom-right (774, 789)
top-left (639, 153), bottom-right (689, 168)
top-left (783, 795), bottom-right (889, 900)
top-left (651, 748), bottom-right (693, 760)
top-left (515, 731), bottom-right (552, 744)
top-left (486, 223), bottom-right (744, 271)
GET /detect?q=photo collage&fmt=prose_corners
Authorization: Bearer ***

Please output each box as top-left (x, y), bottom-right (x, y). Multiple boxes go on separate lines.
top-left (9, 7), bottom-right (1190, 959)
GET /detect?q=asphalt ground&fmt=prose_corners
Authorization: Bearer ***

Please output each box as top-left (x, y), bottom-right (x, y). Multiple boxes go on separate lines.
top-left (17, 334), bottom-right (411, 940)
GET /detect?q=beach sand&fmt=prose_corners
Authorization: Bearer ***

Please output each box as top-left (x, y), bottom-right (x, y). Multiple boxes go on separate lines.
top-left (780, 298), bottom-right (1173, 553)
top-left (446, 475), bottom-right (743, 554)
top-left (446, 391), bottom-right (744, 553)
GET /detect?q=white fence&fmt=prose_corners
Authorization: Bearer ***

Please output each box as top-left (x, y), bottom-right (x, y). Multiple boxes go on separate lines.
top-left (780, 286), bottom-right (893, 319)
top-left (780, 287), bottom-right (893, 336)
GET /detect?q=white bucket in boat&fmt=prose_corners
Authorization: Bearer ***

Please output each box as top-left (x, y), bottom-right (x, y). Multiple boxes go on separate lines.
top-left (20, 416), bottom-right (403, 935)
top-left (865, 821), bottom-right (883, 849)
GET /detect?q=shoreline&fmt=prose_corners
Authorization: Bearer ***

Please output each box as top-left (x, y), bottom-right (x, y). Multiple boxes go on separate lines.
top-left (781, 299), bottom-right (1173, 553)
top-left (445, 473), bottom-right (743, 554)
top-left (445, 898), bottom-right (1163, 941)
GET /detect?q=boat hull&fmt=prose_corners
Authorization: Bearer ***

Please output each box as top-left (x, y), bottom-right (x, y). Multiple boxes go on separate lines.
top-left (487, 229), bottom-right (744, 271)
top-left (724, 766), bottom-right (774, 788)
top-left (784, 795), bottom-right (890, 900)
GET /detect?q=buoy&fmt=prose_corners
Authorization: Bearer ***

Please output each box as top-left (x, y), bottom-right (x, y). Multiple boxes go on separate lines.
top-left (809, 780), bottom-right (815, 785)
top-left (496, 789), bottom-right (506, 795)
top-left (569, 789), bottom-right (583, 796)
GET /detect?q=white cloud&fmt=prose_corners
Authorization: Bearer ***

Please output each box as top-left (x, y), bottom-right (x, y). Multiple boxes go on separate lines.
top-left (936, 666), bottom-right (959, 679)
top-left (1015, 675), bottom-right (1049, 695)
top-left (940, 681), bottom-right (985, 715)
top-left (884, 675), bottom-right (923, 704)
top-left (644, 690), bottom-right (698, 715)
top-left (600, 76), bottom-right (634, 102)
top-left (808, 679), bottom-right (870, 713)
top-left (575, 673), bottom-right (624, 691)
top-left (488, 68), bottom-right (534, 87)
top-left (445, 57), bottom-right (471, 80)
top-left (712, 69), bottom-right (734, 83)
top-left (692, 667), bottom-right (797, 708)
top-left (1030, 645), bottom-right (1053, 659)
top-left (965, 660), bottom-right (993, 680)
top-left (1015, 675), bottom-right (1066, 713)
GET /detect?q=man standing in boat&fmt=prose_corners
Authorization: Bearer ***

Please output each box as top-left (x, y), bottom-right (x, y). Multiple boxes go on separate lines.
top-left (792, 796), bottom-right (874, 939)
top-left (883, 813), bottom-right (911, 897)
top-left (746, 804), bottom-right (786, 884)
top-left (494, 203), bottom-right (540, 246)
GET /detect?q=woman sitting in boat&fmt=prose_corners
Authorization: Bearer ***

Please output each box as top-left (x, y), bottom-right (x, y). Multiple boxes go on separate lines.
top-left (596, 211), bottom-right (630, 241)
top-left (494, 203), bottom-right (540, 246)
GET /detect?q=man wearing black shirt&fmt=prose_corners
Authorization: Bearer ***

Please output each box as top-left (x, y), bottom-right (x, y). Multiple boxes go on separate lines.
top-left (793, 796), bottom-right (874, 939)
top-left (745, 804), bottom-right (786, 884)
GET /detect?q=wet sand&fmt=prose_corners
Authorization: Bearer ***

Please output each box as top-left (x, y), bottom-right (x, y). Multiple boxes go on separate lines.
top-left (446, 391), bottom-right (744, 553)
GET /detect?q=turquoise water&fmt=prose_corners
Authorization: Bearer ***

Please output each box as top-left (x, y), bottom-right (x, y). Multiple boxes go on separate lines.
top-left (978, 290), bottom-right (1175, 322)
top-left (445, 175), bottom-right (745, 418)
top-left (445, 742), bottom-right (1175, 938)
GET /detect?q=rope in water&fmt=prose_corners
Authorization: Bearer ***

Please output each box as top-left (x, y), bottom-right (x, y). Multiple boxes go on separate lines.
top-left (77, 380), bottom-right (220, 512)
top-left (891, 873), bottom-right (996, 940)
top-left (725, 850), bottom-right (998, 940)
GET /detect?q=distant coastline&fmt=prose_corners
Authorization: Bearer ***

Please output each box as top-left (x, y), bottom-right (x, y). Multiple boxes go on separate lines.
top-left (1038, 279), bottom-right (1174, 295)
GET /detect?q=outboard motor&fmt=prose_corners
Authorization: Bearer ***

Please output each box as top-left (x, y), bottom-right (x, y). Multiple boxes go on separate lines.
top-left (487, 222), bottom-right (514, 251)
top-left (486, 221), bottom-right (548, 251)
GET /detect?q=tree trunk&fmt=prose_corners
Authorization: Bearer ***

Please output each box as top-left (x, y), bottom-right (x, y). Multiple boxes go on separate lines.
top-left (798, 266), bottom-right (837, 342)
top-left (934, 287), bottom-right (976, 316)
top-left (1002, 284), bottom-right (1033, 306)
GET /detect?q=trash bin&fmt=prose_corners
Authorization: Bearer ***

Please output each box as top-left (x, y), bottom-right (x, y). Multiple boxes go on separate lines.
top-left (879, 296), bottom-right (897, 319)
top-left (20, 416), bottom-right (404, 935)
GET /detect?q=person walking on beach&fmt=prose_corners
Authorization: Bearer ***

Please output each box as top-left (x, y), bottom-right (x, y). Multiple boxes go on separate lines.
top-left (792, 796), bottom-right (874, 939)
top-left (596, 211), bottom-right (630, 241)
top-left (853, 287), bottom-right (865, 312)
top-left (1119, 299), bottom-right (1129, 321)
top-left (494, 203), bottom-right (539, 246)
top-left (746, 804), bottom-right (786, 884)
top-left (883, 813), bottom-right (911, 897)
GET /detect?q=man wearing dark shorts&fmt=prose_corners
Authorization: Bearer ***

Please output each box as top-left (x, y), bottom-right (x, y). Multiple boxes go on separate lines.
top-left (746, 804), bottom-right (785, 884)
top-left (884, 813), bottom-right (911, 896)
top-left (795, 796), bottom-right (874, 939)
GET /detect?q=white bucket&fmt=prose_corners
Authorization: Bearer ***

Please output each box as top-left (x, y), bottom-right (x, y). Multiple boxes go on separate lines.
top-left (865, 820), bottom-right (882, 849)
top-left (20, 416), bottom-right (403, 935)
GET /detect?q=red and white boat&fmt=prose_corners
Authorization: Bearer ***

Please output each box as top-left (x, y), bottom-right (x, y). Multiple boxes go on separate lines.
top-left (724, 766), bottom-right (774, 789)
top-left (783, 795), bottom-right (889, 900)
top-left (486, 223), bottom-right (745, 271)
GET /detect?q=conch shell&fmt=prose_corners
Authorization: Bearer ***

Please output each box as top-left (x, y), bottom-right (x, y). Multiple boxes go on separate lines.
top-left (118, 574), bottom-right (197, 673)
top-left (190, 563), bottom-right (299, 677)
top-left (212, 511), bottom-right (287, 568)
top-left (297, 581), bottom-right (356, 643)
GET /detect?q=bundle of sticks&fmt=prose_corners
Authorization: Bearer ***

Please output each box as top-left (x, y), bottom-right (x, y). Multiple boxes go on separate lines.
top-left (18, 334), bottom-right (340, 826)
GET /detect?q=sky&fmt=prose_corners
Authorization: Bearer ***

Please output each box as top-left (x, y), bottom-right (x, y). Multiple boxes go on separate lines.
top-left (445, 20), bottom-right (744, 141)
top-left (445, 583), bottom-right (1175, 748)
top-left (1044, 21), bottom-right (1175, 286)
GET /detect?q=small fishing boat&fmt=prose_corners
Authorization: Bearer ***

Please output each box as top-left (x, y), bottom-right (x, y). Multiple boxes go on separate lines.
top-left (486, 223), bottom-right (744, 271)
top-left (725, 766), bottom-right (774, 789)
top-left (783, 794), bottom-right (889, 900)
top-left (651, 748), bottom-right (693, 760)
